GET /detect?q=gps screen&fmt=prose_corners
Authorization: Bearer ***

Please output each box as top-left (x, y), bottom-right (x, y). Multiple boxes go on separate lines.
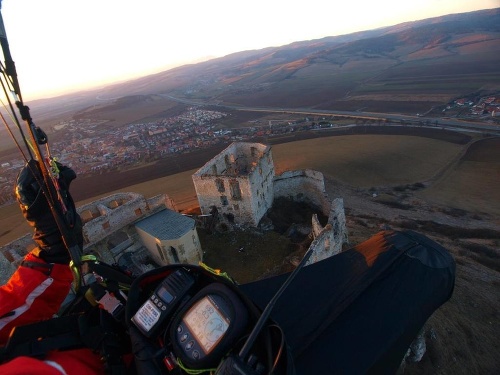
top-left (183, 296), bottom-right (229, 354)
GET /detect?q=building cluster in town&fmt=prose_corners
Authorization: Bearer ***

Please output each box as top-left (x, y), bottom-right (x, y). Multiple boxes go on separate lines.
top-left (60, 107), bottom-right (230, 174)
top-left (444, 94), bottom-right (500, 118)
top-left (0, 107), bottom-right (329, 206)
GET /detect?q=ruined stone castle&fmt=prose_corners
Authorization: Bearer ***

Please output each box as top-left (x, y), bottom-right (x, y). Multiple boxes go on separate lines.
top-left (0, 141), bottom-right (348, 284)
top-left (192, 142), bottom-right (275, 226)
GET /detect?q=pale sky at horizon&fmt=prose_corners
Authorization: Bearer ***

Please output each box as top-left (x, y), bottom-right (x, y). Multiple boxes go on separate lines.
top-left (1, 0), bottom-right (498, 100)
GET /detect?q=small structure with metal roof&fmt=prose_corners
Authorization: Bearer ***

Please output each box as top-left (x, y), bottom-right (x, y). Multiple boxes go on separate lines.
top-left (135, 208), bottom-right (202, 266)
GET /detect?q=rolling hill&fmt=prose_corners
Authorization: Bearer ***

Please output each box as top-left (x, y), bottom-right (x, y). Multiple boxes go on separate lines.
top-left (9, 7), bottom-right (500, 132)
top-left (85, 8), bottom-right (500, 110)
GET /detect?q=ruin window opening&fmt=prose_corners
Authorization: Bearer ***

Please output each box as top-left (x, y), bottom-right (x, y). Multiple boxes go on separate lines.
top-left (109, 200), bottom-right (120, 209)
top-left (215, 178), bottom-right (225, 192)
top-left (220, 196), bottom-right (228, 206)
top-left (251, 147), bottom-right (257, 157)
top-left (170, 246), bottom-right (180, 263)
top-left (229, 180), bottom-right (242, 200)
top-left (211, 165), bottom-right (217, 175)
top-left (135, 208), bottom-right (142, 216)
top-left (81, 210), bottom-right (94, 224)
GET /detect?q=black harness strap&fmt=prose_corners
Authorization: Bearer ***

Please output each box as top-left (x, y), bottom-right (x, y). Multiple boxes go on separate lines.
top-left (20, 260), bottom-right (54, 276)
top-left (0, 309), bottom-right (129, 374)
top-left (0, 315), bottom-right (82, 361)
top-left (79, 308), bottom-right (129, 375)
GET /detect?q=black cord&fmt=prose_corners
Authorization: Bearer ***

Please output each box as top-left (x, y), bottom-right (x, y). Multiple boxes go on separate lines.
top-left (0, 111), bottom-right (28, 163)
top-left (0, 62), bottom-right (33, 159)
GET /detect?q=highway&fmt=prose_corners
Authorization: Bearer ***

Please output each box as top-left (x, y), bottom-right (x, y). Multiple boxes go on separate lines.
top-left (163, 94), bottom-right (500, 134)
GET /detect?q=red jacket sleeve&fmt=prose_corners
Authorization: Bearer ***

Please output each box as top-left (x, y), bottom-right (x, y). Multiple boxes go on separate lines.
top-left (0, 253), bottom-right (74, 344)
top-left (0, 349), bottom-right (105, 375)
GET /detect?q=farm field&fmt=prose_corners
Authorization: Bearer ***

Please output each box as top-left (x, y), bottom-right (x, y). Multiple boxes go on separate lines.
top-left (272, 135), bottom-right (463, 187)
top-left (420, 137), bottom-right (500, 216)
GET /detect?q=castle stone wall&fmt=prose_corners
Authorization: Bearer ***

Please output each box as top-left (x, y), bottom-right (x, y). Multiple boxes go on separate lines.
top-left (146, 194), bottom-right (176, 211)
top-left (329, 198), bottom-right (349, 246)
top-left (306, 198), bottom-right (348, 265)
top-left (273, 169), bottom-right (331, 216)
top-left (0, 190), bottom-right (184, 279)
top-left (78, 192), bottom-right (148, 246)
top-left (306, 223), bottom-right (337, 265)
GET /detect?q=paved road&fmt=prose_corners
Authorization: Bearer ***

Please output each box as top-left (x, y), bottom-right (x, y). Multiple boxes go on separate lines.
top-left (164, 95), bottom-right (500, 134)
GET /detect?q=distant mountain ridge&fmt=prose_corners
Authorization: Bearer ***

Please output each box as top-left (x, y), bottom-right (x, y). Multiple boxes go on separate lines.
top-left (26, 7), bottom-right (500, 126)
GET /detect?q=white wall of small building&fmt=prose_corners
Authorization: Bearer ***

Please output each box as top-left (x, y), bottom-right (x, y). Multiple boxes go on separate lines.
top-left (135, 226), bottom-right (202, 266)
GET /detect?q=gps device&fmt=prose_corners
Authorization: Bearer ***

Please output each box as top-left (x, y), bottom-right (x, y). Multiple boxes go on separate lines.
top-left (131, 268), bottom-right (196, 338)
top-left (170, 283), bottom-right (249, 369)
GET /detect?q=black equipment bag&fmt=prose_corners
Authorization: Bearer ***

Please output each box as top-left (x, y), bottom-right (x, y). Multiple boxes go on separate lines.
top-left (240, 230), bottom-right (456, 374)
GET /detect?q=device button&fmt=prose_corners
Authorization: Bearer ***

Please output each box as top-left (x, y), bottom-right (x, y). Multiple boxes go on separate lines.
top-left (185, 340), bottom-right (194, 350)
top-left (177, 325), bottom-right (183, 334)
top-left (180, 333), bottom-right (188, 342)
top-left (162, 305), bottom-right (167, 311)
top-left (192, 350), bottom-right (200, 359)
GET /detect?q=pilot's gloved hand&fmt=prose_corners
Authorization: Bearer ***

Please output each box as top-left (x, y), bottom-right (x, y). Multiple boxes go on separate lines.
top-left (15, 159), bottom-right (82, 264)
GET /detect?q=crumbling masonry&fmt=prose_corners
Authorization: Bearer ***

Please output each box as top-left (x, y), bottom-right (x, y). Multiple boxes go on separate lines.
top-left (193, 142), bottom-right (348, 263)
top-left (192, 142), bottom-right (275, 227)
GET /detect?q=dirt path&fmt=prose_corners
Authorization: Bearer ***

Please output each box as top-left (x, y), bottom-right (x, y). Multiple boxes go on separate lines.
top-left (423, 138), bottom-right (476, 185)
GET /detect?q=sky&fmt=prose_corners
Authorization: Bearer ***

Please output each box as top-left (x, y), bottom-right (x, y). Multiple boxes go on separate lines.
top-left (0, 0), bottom-right (498, 100)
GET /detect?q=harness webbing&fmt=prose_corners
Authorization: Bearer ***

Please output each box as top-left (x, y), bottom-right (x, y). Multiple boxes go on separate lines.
top-left (0, 310), bottom-right (128, 375)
